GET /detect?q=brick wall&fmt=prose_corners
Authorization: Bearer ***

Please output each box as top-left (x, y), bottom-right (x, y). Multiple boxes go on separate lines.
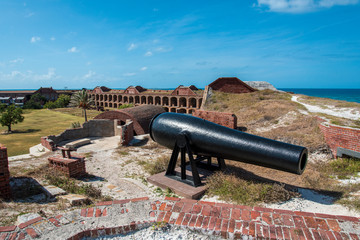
top-left (192, 110), bottom-right (237, 129)
top-left (318, 122), bottom-right (360, 157)
top-left (48, 153), bottom-right (86, 178)
top-left (41, 137), bottom-right (56, 151)
top-left (0, 145), bottom-right (11, 199)
top-left (119, 120), bottom-right (134, 146)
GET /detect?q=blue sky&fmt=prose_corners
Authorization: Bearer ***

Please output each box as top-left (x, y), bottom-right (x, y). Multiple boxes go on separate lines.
top-left (0, 0), bottom-right (359, 89)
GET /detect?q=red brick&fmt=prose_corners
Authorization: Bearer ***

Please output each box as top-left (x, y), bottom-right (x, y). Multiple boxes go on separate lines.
top-left (149, 211), bottom-right (156, 218)
top-left (182, 213), bottom-right (191, 226)
top-left (251, 211), bottom-right (261, 221)
top-left (318, 229), bottom-right (330, 240)
top-left (228, 219), bottom-right (235, 233)
top-left (311, 229), bottom-right (322, 240)
top-left (96, 201), bottom-right (113, 206)
top-left (282, 215), bottom-right (294, 227)
top-left (164, 203), bottom-right (173, 211)
top-left (181, 203), bottom-right (193, 213)
top-left (18, 217), bottom-right (43, 229)
top-left (216, 202), bottom-right (234, 208)
top-left (214, 218), bottom-right (222, 231)
top-left (175, 212), bottom-right (185, 225)
top-left (220, 207), bottom-right (231, 219)
top-left (163, 212), bottom-right (172, 223)
top-left (231, 208), bottom-right (241, 220)
top-left (172, 202), bottom-right (184, 212)
top-left (350, 233), bottom-right (359, 240)
top-left (333, 231), bottom-right (343, 240)
top-left (25, 228), bottom-right (38, 238)
top-left (341, 232), bottom-right (351, 240)
top-left (294, 211), bottom-right (315, 217)
top-left (157, 212), bottom-right (165, 222)
top-left (151, 203), bottom-right (157, 210)
top-left (282, 227), bottom-right (291, 240)
top-left (95, 208), bottom-right (102, 217)
top-left (241, 209), bottom-right (250, 221)
top-left (274, 209), bottom-right (294, 215)
top-left (195, 215), bottom-right (204, 228)
top-left (8, 232), bottom-right (17, 240)
top-left (248, 222), bottom-right (256, 237)
top-left (130, 197), bottom-right (149, 202)
top-left (221, 219), bottom-right (229, 233)
top-left (48, 217), bottom-right (60, 227)
top-left (304, 216), bottom-right (317, 229)
top-left (191, 204), bottom-right (202, 214)
top-left (80, 208), bottom-right (87, 217)
top-left (209, 206), bottom-right (221, 218)
top-left (262, 212), bottom-right (273, 225)
top-left (87, 208), bottom-right (94, 217)
top-left (255, 223), bottom-right (263, 239)
top-left (273, 213), bottom-right (283, 225)
top-left (263, 225), bottom-right (270, 239)
top-left (159, 203), bottom-right (166, 211)
top-left (208, 217), bottom-right (217, 230)
top-left (254, 206), bottom-right (274, 213)
top-left (293, 215), bottom-right (306, 228)
top-left (202, 216), bottom-right (210, 229)
top-left (16, 232), bottom-right (26, 240)
top-left (102, 208), bottom-right (107, 217)
top-left (240, 222), bottom-right (250, 236)
top-left (198, 201), bottom-right (216, 206)
top-left (316, 218), bottom-right (329, 230)
top-left (164, 196), bottom-right (180, 201)
top-left (0, 226), bottom-right (16, 232)
top-left (326, 231), bottom-right (337, 240)
top-left (188, 215), bottom-right (197, 227)
top-left (275, 226), bottom-right (284, 240)
top-left (113, 199), bottom-right (130, 205)
top-left (180, 198), bottom-right (197, 204)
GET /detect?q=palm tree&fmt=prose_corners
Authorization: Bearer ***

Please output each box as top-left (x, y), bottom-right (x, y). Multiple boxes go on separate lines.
top-left (70, 90), bottom-right (94, 122)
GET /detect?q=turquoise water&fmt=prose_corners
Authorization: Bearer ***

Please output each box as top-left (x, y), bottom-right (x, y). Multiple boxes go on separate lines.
top-left (279, 89), bottom-right (360, 104)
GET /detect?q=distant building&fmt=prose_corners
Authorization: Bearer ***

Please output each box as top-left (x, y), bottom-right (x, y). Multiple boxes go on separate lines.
top-left (208, 77), bottom-right (256, 94)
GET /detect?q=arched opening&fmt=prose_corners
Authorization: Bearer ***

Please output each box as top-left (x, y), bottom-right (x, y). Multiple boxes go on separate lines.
top-left (155, 96), bottom-right (161, 105)
top-left (104, 95), bottom-right (108, 101)
top-left (96, 95), bottom-right (99, 100)
top-left (148, 96), bottom-right (153, 105)
top-left (100, 95), bottom-right (103, 101)
top-left (162, 97), bottom-right (169, 106)
top-left (188, 109), bottom-right (193, 114)
top-left (163, 107), bottom-right (169, 112)
top-left (129, 96), bottom-right (134, 103)
top-left (118, 95), bottom-right (122, 102)
top-left (198, 99), bottom-right (203, 108)
top-left (109, 95), bottom-right (112, 101)
top-left (124, 96), bottom-right (128, 103)
top-left (177, 108), bottom-right (187, 114)
top-left (170, 97), bottom-right (177, 107)
top-left (135, 96), bottom-right (140, 104)
top-left (170, 108), bottom-right (176, 112)
top-left (179, 97), bottom-right (187, 107)
top-left (109, 103), bottom-right (113, 108)
top-left (189, 98), bottom-right (196, 108)
top-left (141, 96), bottom-right (146, 104)
top-left (105, 102), bottom-right (108, 107)
top-left (114, 103), bottom-right (118, 108)
top-left (113, 95), bottom-right (117, 102)
top-left (100, 102), bottom-right (104, 106)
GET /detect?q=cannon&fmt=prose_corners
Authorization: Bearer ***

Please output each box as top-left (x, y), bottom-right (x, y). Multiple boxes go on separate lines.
top-left (149, 112), bottom-right (308, 187)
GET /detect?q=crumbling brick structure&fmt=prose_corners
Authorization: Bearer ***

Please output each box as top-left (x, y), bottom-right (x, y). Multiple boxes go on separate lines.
top-left (192, 110), bottom-right (237, 129)
top-left (48, 148), bottom-right (86, 178)
top-left (0, 144), bottom-right (11, 199)
top-left (208, 77), bottom-right (256, 94)
top-left (119, 120), bottom-right (134, 146)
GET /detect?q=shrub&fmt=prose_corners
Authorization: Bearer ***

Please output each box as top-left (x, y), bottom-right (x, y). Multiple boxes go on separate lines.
top-left (118, 104), bottom-right (133, 109)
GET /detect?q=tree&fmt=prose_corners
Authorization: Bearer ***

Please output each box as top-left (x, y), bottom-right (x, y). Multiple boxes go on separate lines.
top-left (70, 90), bottom-right (94, 122)
top-left (23, 93), bottom-right (47, 109)
top-left (0, 104), bottom-right (24, 133)
top-left (55, 94), bottom-right (71, 108)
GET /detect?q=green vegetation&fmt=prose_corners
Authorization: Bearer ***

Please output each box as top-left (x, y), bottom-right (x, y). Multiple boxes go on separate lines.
top-left (51, 107), bottom-right (100, 120)
top-left (0, 109), bottom-right (84, 156)
top-left (69, 90), bottom-right (94, 122)
top-left (324, 158), bottom-right (360, 180)
top-left (0, 104), bottom-right (24, 132)
top-left (118, 103), bottom-right (134, 109)
top-left (43, 94), bottom-right (71, 109)
top-left (23, 93), bottom-right (47, 109)
top-left (206, 172), bottom-right (298, 205)
top-left (140, 155), bottom-right (175, 175)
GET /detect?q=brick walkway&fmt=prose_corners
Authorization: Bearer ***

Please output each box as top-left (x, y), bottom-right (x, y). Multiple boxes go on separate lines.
top-left (0, 197), bottom-right (359, 239)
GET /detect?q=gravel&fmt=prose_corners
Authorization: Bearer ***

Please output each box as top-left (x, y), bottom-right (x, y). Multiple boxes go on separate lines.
top-left (83, 226), bottom-right (222, 240)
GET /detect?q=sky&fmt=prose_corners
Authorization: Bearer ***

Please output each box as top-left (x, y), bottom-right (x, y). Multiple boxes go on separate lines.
top-left (0, 0), bottom-right (359, 90)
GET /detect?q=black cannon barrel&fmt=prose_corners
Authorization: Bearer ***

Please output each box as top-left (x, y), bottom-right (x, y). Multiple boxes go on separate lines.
top-left (150, 112), bottom-right (308, 175)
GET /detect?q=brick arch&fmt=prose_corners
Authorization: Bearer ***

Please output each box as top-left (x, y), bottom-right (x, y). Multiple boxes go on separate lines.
top-left (104, 95), bottom-right (108, 101)
top-left (179, 97), bottom-right (187, 107)
top-left (162, 97), bottom-right (169, 106)
top-left (94, 105), bottom-right (165, 135)
top-left (109, 95), bottom-right (112, 101)
top-left (135, 96), bottom-right (140, 104)
top-left (124, 96), bottom-right (128, 103)
top-left (118, 95), bottom-right (122, 102)
top-left (129, 96), bottom-right (134, 104)
top-left (113, 95), bottom-right (117, 102)
top-left (148, 96), bottom-right (153, 104)
top-left (189, 98), bottom-right (196, 108)
top-left (170, 97), bottom-right (177, 107)
top-left (155, 96), bottom-right (161, 105)
top-left (141, 96), bottom-right (146, 104)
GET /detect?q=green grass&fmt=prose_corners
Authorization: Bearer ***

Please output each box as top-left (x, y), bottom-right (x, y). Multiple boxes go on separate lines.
top-left (0, 109), bottom-right (84, 156)
top-left (327, 158), bottom-right (360, 179)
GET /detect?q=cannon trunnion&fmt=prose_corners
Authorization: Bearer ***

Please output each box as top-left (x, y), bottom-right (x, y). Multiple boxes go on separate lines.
top-left (149, 112), bottom-right (308, 187)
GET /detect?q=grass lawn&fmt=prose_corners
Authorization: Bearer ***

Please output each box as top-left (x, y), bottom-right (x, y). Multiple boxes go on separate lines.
top-left (0, 109), bottom-right (85, 157)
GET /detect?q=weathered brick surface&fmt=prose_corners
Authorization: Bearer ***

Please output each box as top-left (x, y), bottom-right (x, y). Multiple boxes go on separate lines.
top-left (0, 145), bottom-right (11, 199)
top-left (48, 153), bottom-right (86, 178)
top-left (208, 77), bottom-right (256, 94)
top-left (192, 109), bottom-right (237, 129)
top-left (318, 121), bottom-right (360, 157)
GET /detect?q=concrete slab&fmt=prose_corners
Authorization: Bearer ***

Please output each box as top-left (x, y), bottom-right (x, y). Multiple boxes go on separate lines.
top-left (43, 185), bottom-right (67, 198)
top-left (65, 138), bottom-right (91, 149)
top-left (59, 194), bottom-right (89, 206)
top-left (147, 166), bottom-right (213, 199)
top-left (17, 213), bottom-right (41, 224)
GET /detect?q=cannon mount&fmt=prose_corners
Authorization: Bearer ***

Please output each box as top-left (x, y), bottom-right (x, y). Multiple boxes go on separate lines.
top-left (166, 133), bottom-right (226, 187)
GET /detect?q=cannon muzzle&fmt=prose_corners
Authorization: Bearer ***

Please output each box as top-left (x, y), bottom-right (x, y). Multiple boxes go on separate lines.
top-left (150, 112), bottom-right (307, 176)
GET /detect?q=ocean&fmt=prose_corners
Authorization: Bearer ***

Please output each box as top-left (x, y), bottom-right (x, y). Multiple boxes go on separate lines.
top-left (279, 88), bottom-right (360, 104)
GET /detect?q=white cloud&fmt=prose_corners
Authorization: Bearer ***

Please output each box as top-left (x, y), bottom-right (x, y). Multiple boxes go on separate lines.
top-left (30, 36), bottom-right (40, 43)
top-left (68, 47), bottom-right (79, 53)
top-left (257, 0), bottom-right (358, 13)
top-left (33, 68), bottom-right (59, 81)
top-left (83, 70), bottom-right (96, 79)
top-left (10, 58), bottom-right (24, 64)
top-left (50, 37), bottom-right (56, 41)
top-left (0, 68), bottom-right (59, 82)
top-left (128, 43), bottom-right (137, 51)
top-left (123, 72), bottom-right (136, 76)
top-left (144, 51), bottom-right (153, 57)
top-left (140, 66), bottom-right (148, 71)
